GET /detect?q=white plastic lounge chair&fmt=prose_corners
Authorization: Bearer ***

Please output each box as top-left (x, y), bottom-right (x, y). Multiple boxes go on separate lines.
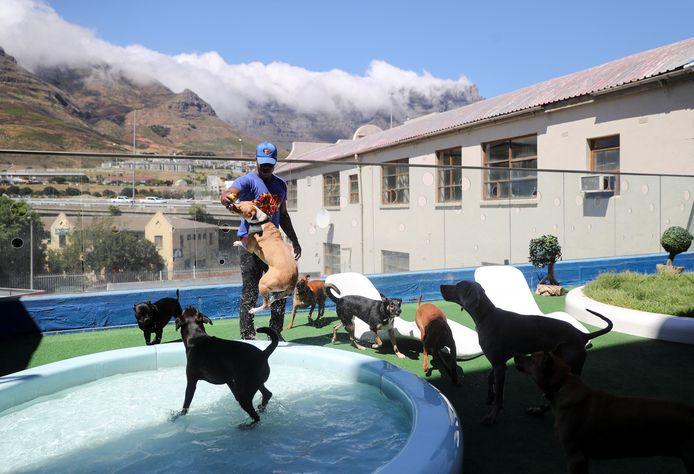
top-left (473, 265), bottom-right (590, 334)
top-left (325, 272), bottom-right (483, 360)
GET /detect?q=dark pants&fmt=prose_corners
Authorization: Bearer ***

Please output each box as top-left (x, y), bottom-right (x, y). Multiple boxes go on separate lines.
top-left (239, 250), bottom-right (286, 340)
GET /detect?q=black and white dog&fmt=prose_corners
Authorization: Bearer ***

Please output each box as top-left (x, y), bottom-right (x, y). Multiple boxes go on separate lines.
top-left (326, 284), bottom-right (405, 358)
top-left (133, 289), bottom-right (183, 345)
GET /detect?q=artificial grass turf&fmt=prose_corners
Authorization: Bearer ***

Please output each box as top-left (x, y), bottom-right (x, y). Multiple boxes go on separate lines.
top-left (4, 295), bottom-right (694, 474)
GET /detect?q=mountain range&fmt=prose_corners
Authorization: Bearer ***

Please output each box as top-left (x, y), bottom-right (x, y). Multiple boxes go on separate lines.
top-left (0, 46), bottom-right (481, 156)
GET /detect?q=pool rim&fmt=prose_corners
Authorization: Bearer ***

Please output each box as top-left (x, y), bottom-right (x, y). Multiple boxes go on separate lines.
top-left (0, 342), bottom-right (463, 473)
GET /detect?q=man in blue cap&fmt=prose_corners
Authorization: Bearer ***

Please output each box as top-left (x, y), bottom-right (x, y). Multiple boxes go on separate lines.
top-left (221, 142), bottom-right (301, 340)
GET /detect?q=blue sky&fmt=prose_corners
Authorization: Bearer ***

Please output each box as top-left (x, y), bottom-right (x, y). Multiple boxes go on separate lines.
top-left (42, 0), bottom-right (694, 98)
top-left (1, 0), bottom-right (692, 129)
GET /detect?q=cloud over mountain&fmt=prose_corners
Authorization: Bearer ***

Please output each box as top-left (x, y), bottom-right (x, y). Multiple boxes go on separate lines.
top-left (0, 0), bottom-right (480, 144)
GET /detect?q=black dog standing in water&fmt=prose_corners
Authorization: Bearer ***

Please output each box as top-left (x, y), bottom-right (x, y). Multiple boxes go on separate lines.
top-left (133, 289), bottom-right (183, 345)
top-left (171, 306), bottom-right (279, 428)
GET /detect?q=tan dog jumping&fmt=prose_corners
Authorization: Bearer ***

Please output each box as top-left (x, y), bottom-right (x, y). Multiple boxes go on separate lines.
top-left (229, 200), bottom-right (298, 315)
top-left (515, 348), bottom-right (694, 473)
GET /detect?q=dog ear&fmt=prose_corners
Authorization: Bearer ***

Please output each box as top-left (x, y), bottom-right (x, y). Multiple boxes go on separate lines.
top-left (175, 317), bottom-right (182, 331)
top-left (305, 274), bottom-right (311, 280)
top-left (195, 311), bottom-right (212, 325)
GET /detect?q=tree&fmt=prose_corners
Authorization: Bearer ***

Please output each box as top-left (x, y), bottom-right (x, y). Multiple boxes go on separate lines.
top-left (188, 203), bottom-right (216, 224)
top-left (46, 218), bottom-right (164, 280)
top-left (661, 226), bottom-right (693, 266)
top-left (529, 234), bottom-right (562, 286)
top-left (0, 196), bottom-right (46, 284)
top-left (85, 230), bottom-right (164, 275)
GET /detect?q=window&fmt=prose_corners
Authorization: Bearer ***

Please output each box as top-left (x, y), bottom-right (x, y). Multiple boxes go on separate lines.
top-left (323, 172), bottom-right (340, 207)
top-left (349, 174), bottom-right (359, 204)
top-left (286, 179), bottom-right (297, 211)
top-left (382, 159), bottom-right (409, 205)
top-left (590, 135), bottom-right (620, 193)
top-left (382, 250), bottom-right (409, 273)
top-left (436, 148), bottom-right (462, 202)
top-left (483, 136), bottom-right (537, 200)
top-left (324, 243), bottom-right (341, 275)
top-left (154, 235), bottom-right (163, 250)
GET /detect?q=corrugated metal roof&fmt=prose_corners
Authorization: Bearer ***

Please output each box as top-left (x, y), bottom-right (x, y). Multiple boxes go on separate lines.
top-left (281, 37), bottom-right (694, 170)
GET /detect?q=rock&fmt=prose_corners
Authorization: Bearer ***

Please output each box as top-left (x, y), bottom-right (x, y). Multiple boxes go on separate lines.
top-left (536, 284), bottom-right (565, 296)
top-left (656, 264), bottom-right (684, 275)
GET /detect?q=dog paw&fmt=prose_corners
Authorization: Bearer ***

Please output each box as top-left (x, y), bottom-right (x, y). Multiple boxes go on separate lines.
top-left (424, 368), bottom-right (433, 377)
top-left (238, 420), bottom-right (259, 430)
top-left (395, 352), bottom-right (406, 359)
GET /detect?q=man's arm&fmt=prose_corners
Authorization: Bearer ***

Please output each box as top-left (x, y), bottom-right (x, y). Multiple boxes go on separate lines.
top-left (278, 200), bottom-right (301, 260)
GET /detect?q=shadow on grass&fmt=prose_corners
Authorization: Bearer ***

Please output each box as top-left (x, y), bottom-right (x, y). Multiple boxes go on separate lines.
top-left (431, 337), bottom-right (694, 474)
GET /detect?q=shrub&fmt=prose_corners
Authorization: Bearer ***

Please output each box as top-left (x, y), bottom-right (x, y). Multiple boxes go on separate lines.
top-left (529, 234), bottom-right (562, 285)
top-left (661, 226), bottom-right (693, 265)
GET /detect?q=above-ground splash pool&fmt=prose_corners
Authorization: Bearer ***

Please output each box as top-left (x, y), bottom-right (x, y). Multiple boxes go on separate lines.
top-left (0, 342), bottom-right (462, 473)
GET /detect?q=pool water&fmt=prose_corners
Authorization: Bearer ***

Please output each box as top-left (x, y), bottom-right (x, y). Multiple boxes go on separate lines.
top-left (0, 363), bottom-right (410, 473)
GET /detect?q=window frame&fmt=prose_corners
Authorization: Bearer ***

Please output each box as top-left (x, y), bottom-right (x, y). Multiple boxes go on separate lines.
top-left (323, 242), bottom-right (341, 275)
top-left (436, 147), bottom-right (462, 203)
top-left (286, 179), bottom-right (298, 211)
top-left (482, 135), bottom-right (538, 200)
top-left (589, 134), bottom-right (620, 194)
top-left (348, 174), bottom-right (359, 204)
top-left (323, 172), bottom-right (340, 208)
top-left (381, 158), bottom-right (410, 205)
top-left (381, 250), bottom-right (410, 273)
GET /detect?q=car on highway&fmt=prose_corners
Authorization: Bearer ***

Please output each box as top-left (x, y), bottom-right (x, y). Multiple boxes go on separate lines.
top-left (141, 196), bottom-right (167, 204)
top-left (110, 195), bottom-right (133, 204)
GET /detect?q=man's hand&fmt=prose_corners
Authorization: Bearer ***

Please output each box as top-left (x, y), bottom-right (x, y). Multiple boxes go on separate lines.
top-left (292, 242), bottom-right (302, 260)
top-left (221, 191), bottom-right (238, 211)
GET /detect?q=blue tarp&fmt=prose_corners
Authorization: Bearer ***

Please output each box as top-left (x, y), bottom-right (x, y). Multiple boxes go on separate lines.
top-left (2, 252), bottom-right (692, 337)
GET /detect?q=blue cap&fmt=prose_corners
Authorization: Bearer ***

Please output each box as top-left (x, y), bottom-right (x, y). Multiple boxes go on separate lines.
top-left (255, 142), bottom-right (277, 165)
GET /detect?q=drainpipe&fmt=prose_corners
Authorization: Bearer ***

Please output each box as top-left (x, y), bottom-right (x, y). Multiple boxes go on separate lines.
top-left (355, 153), bottom-right (364, 273)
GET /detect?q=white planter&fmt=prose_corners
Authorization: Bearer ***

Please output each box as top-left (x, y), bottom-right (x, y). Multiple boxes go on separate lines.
top-left (566, 287), bottom-right (694, 345)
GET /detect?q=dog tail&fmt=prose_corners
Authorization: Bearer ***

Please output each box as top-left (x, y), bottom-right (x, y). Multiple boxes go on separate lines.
top-left (257, 327), bottom-right (279, 357)
top-left (417, 294), bottom-right (422, 308)
top-left (325, 283), bottom-right (341, 304)
top-left (582, 309), bottom-right (614, 341)
top-left (175, 289), bottom-right (180, 300)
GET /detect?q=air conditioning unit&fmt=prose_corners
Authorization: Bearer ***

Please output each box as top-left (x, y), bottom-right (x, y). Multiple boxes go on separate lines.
top-left (580, 174), bottom-right (616, 193)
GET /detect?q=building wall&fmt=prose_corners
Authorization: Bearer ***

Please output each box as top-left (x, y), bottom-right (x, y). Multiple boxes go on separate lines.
top-left (285, 79), bottom-right (694, 276)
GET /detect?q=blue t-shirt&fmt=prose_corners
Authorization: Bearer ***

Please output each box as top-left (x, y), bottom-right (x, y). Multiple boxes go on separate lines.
top-left (230, 172), bottom-right (287, 238)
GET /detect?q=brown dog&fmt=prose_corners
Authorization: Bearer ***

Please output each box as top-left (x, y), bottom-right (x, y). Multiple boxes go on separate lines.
top-left (415, 296), bottom-right (462, 385)
top-left (228, 200), bottom-right (298, 314)
top-left (515, 348), bottom-right (694, 473)
top-left (286, 274), bottom-right (328, 329)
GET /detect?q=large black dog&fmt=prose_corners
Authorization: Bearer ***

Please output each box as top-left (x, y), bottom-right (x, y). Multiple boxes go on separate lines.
top-left (133, 289), bottom-right (182, 345)
top-left (170, 305), bottom-right (279, 428)
top-left (440, 280), bottom-right (612, 425)
top-left (326, 283), bottom-right (405, 358)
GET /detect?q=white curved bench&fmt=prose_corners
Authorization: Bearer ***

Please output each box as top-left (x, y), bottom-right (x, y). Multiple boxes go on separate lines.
top-left (325, 272), bottom-right (483, 360)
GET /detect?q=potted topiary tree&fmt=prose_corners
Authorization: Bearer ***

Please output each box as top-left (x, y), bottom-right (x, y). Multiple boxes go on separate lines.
top-left (657, 226), bottom-right (693, 275)
top-left (529, 234), bottom-right (563, 295)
